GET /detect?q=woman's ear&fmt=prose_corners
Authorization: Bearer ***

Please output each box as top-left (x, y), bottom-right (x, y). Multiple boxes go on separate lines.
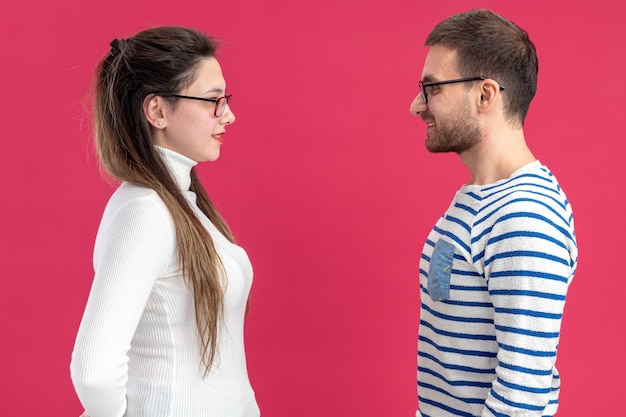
top-left (143, 94), bottom-right (167, 129)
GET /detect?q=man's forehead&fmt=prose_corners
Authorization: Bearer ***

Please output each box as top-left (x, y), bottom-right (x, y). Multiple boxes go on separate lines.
top-left (422, 45), bottom-right (459, 80)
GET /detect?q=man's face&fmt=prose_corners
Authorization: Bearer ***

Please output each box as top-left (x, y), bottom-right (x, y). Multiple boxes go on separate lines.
top-left (410, 45), bottom-right (482, 154)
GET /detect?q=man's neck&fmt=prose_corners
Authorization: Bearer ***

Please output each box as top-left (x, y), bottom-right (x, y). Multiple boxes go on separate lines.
top-left (459, 129), bottom-right (536, 186)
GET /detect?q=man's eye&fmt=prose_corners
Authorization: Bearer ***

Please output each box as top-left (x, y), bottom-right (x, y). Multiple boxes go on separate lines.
top-left (426, 85), bottom-right (439, 95)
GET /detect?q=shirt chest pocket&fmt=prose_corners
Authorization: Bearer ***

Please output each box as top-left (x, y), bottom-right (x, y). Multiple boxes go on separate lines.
top-left (427, 239), bottom-right (455, 301)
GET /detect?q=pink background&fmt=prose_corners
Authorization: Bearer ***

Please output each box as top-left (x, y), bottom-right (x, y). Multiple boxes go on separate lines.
top-left (1, 0), bottom-right (624, 415)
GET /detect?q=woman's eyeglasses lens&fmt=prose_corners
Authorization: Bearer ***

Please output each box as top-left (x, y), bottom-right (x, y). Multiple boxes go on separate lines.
top-left (215, 96), bottom-right (231, 117)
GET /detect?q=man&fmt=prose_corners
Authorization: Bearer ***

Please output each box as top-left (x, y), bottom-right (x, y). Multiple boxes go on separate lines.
top-left (410, 9), bottom-right (578, 417)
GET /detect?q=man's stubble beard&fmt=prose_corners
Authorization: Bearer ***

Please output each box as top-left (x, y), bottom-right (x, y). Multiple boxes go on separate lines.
top-left (425, 100), bottom-right (482, 154)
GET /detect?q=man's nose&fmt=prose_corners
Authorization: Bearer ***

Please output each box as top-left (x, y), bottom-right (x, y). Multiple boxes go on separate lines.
top-left (410, 93), bottom-right (427, 115)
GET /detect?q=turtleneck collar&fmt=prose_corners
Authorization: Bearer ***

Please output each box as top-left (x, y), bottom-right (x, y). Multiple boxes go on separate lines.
top-left (155, 146), bottom-right (198, 191)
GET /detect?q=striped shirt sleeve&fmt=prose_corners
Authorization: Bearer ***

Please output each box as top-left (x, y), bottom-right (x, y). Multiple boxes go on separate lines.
top-left (480, 189), bottom-right (575, 416)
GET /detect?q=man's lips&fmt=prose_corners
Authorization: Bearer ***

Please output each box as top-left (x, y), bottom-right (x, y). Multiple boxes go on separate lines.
top-left (421, 119), bottom-right (434, 137)
top-left (421, 111), bottom-right (434, 127)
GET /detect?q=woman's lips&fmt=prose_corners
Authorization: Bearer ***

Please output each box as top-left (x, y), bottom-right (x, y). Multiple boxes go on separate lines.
top-left (212, 132), bottom-right (225, 144)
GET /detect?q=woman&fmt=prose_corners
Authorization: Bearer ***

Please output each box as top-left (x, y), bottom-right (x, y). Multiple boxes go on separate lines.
top-left (70, 27), bottom-right (259, 417)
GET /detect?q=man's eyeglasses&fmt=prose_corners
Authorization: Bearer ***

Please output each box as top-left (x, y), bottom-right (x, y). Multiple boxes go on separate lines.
top-left (156, 93), bottom-right (232, 117)
top-left (418, 77), bottom-right (505, 105)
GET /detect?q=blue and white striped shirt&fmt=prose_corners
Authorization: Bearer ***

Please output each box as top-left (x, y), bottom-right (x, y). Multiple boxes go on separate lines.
top-left (417, 161), bottom-right (578, 417)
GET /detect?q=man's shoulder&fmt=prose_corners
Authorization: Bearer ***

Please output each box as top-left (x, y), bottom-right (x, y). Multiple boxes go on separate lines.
top-left (484, 163), bottom-right (568, 212)
top-left (477, 177), bottom-right (573, 236)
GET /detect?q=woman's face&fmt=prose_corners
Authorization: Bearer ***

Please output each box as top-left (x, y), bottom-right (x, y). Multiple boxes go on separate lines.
top-left (153, 57), bottom-right (236, 162)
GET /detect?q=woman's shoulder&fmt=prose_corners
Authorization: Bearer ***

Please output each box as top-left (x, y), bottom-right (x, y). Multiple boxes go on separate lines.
top-left (100, 183), bottom-right (173, 229)
top-left (110, 182), bottom-right (165, 206)
top-left (113, 181), bottom-right (160, 199)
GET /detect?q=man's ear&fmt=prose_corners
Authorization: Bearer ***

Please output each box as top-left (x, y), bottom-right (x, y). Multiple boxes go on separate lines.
top-left (143, 94), bottom-right (167, 129)
top-left (476, 79), bottom-right (501, 113)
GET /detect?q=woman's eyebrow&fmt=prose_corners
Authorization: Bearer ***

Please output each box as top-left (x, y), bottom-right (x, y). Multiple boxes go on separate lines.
top-left (204, 87), bottom-right (225, 94)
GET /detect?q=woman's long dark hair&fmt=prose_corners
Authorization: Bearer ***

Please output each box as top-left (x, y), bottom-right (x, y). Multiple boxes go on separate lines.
top-left (94, 26), bottom-right (234, 375)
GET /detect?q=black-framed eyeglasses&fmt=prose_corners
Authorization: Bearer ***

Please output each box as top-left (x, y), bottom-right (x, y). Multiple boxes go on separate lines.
top-left (156, 93), bottom-right (232, 117)
top-left (418, 76), bottom-right (505, 105)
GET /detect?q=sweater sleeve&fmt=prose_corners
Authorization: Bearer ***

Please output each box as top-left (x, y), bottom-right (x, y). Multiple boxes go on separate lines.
top-left (70, 195), bottom-right (176, 417)
top-left (481, 197), bottom-right (576, 416)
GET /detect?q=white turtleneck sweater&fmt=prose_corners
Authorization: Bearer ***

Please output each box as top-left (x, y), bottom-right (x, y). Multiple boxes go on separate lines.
top-left (71, 147), bottom-right (259, 417)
